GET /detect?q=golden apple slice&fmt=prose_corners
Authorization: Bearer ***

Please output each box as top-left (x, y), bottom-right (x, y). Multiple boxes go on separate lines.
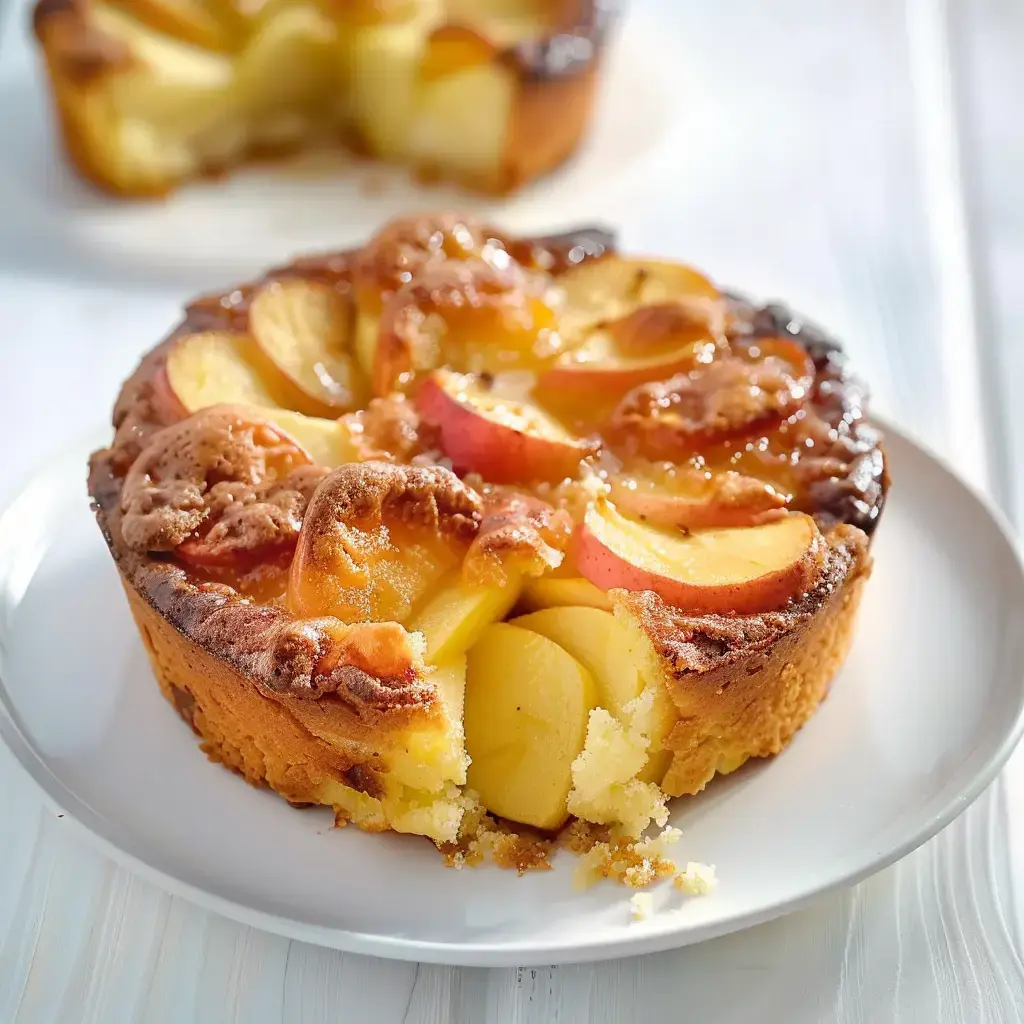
top-left (249, 278), bottom-right (366, 412)
top-left (257, 408), bottom-right (362, 469)
top-left (408, 571), bottom-right (521, 663)
top-left (233, 4), bottom-right (336, 126)
top-left (538, 328), bottom-right (718, 396)
top-left (519, 575), bottom-right (612, 612)
top-left (90, 3), bottom-right (234, 129)
top-left (576, 502), bottom-right (826, 615)
top-left (162, 330), bottom-right (362, 466)
top-left (166, 330), bottom-right (305, 412)
top-left (343, 5), bottom-right (438, 161)
top-left (464, 622), bottom-right (598, 830)
top-left (415, 369), bottom-right (598, 483)
top-left (405, 24), bottom-right (513, 188)
top-left (512, 605), bottom-right (675, 783)
top-left (556, 256), bottom-right (725, 341)
top-left (512, 607), bottom-right (643, 720)
top-left (539, 257), bottom-right (727, 396)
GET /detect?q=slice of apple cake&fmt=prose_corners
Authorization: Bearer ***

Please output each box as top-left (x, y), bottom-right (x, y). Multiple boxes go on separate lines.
top-left (33, 0), bottom-right (616, 197)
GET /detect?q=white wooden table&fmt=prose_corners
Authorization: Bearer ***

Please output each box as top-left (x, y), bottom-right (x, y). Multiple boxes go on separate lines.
top-left (1, 0), bottom-right (1023, 1019)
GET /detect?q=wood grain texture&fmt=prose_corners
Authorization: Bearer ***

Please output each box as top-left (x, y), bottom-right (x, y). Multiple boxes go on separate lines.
top-left (1, 0), bottom-right (1023, 1020)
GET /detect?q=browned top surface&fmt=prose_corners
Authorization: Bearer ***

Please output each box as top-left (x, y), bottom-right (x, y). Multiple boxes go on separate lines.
top-left (89, 222), bottom-right (885, 716)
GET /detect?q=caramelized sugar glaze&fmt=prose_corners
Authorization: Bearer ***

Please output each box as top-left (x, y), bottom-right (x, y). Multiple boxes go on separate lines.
top-left (89, 214), bottom-right (886, 852)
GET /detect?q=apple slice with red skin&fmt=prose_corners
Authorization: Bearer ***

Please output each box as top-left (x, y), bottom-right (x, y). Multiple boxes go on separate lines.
top-left (538, 257), bottom-right (727, 395)
top-left (415, 369), bottom-right (599, 484)
top-left (538, 330), bottom-right (720, 397)
top-left (575, 501), bottom-right (825, 615)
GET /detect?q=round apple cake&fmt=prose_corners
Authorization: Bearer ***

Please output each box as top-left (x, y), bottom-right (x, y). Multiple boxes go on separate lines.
top-left (33, 0), bottom-right (616, 198)
top-left (89, 213), bottom-right (887, 867)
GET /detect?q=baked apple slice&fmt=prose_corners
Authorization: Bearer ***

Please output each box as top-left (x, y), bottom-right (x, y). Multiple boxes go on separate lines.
top-left (406, 25), bottom-right (512, 189)
top-left (512, 605), bottom-right (676, 784)
top-left (161, 330), bottom-right (361, 465)
top-left (539, 257), bottom-right (727, 395)
top-left (86, 3), bottom-right (235, 135)
top-left (249, 278), bottom-right (366, 412)
top-left (519, 575), bottom-right (612, 612)
top-left (464, 622), bottom-right (598, 830)
top-left (609, 462), bottom-right (788, 530)
top-left (233, 3), bottom-right (336, 126)
top-left (119, 405), bottom-right (318, 575)
top-left (415, 369), bottom-right (598, 484)
top-left (408, 574), bottom-right (521, 663)
top-left (373, 260), bottom-right (560, 395)
top-left (576, 501), bottom-right (826, 615)
top-left (611, 338), bottom-right (816, 456)
top-left (287, 462), bottom-right (480, 625)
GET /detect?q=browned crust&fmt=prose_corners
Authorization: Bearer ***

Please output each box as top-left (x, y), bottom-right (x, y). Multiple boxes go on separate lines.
top-left (31, 0), bottom-right (618, 198)
top-left (497, 60), bottom-right (599, 194)
top-left (92, 444), bottom-right (440, 712)
top-left (33, 0), bottom-right (131, 80)
top-left (616, 525), bottom-right (870, 797)
top-left (122, 574), bottom-right (424, 806)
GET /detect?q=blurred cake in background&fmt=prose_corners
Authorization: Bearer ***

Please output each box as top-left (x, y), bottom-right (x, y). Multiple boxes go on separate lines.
top-left (31, 0), bottom-right (617, 199)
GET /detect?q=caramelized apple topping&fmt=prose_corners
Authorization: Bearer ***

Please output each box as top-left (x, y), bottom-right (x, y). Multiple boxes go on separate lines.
top-left (374, 258), bottom-right (559, 394)
top-left (354, 212), bottom-right (507, 305)
top-left (120, 405), bottom-right (314, 555)
top-left (465, 489), bottom-right (573, 584)
top-left (111, 222), bottom-right (886, 640)
top-left (288, 461), bottom-right (483, 623)
top-left (300, 461), bottom-right (481, 540)
top-left (611, 340), bottom-right (814, 455)
top-left (342, 394), bottom-right (438, 463)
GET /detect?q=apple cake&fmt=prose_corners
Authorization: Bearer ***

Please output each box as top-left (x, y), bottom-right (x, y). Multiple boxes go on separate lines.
top-left (32, 0), bottom-right (615, 198)
top-left (88, 212), bottom-right (887, 867)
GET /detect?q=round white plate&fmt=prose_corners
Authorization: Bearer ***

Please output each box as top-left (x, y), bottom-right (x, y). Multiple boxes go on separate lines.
top-left (1, 422), bottom-right (1022, 967)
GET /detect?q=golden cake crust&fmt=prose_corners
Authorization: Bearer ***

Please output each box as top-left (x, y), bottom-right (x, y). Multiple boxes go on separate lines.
top-left (612, 525), bottom-right (870, 796)
top-left (87, 221), bottom-right (887, 846)
top-left (33, 0), bottom-right (617, 198)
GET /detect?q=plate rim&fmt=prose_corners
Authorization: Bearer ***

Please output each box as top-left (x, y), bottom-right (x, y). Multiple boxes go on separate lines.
top-left (1, 414), bottom-right (1023, 967)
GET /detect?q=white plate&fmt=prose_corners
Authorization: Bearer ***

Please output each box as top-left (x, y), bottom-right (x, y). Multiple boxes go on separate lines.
top-left (0, 422), bottom-right (1022, 967)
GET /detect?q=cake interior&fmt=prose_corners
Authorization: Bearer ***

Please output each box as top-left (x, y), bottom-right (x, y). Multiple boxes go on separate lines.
top-left (42, 0), bottom-right (575, 191)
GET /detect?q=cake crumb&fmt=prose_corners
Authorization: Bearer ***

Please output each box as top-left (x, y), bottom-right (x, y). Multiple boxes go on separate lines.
top-left (569, 824), bottom-right (680, 890)
top-left (629, 892), bottom-right (654, 921)
top-left (675, 862), bottom-right (717, 896)
top-left (441, 816), bottom-right (552, 874)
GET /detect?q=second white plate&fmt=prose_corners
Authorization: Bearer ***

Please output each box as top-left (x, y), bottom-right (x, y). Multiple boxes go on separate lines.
top-left (0, 422), bottom-right (1022, 966)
